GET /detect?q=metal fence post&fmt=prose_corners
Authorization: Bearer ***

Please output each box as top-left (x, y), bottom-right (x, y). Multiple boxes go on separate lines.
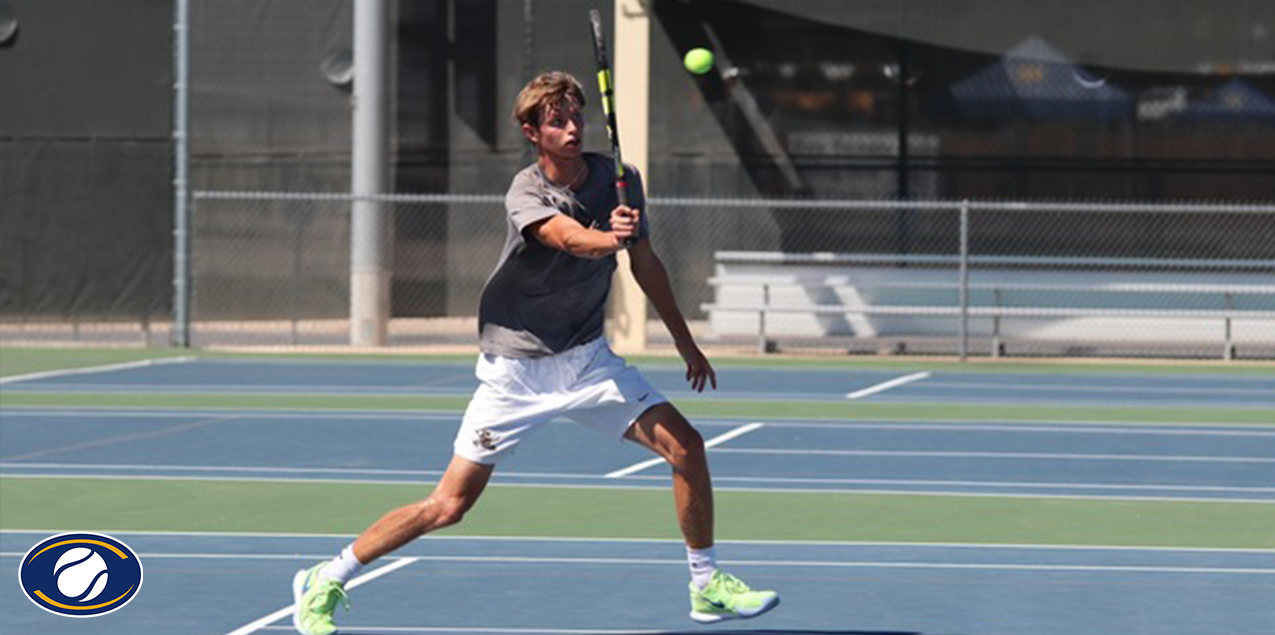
top-left (350, 0), bottom-right (392, 346)
top-left (1224, 292), bottom-right (1235, 361)
top-left (959, 199), bottom-right (970, 361)
top-left (758, 283), bottom-right (770, 354)
top-left (992, 288), bottom-right (1003, 358)
top-left (172, 0), bottom-right (192, 348)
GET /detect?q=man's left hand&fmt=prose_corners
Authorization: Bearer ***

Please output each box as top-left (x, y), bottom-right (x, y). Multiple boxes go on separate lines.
top-left (678, 342), bottom-right (717, 392)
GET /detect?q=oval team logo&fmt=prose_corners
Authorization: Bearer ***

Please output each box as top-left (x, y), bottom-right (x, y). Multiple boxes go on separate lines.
top-left (19, 532), bottom-right (143, 617)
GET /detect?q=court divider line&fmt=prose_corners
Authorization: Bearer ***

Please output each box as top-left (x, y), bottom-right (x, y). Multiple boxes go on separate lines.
top-left (846, 371), bottom-right (932, 399)
top-left (913, 380), bottom-right (1275, 397)
top-left (4, 385), bottom-right (471, 396)
top-left (5, 472), bottom-right (1274, 503)
top-left (0, 357), bottom-right (196, 385)
top-left (4, 404), bottom-right (1271, 430)
top-left (709, 448), bottom-right (1275, 463)
top-left (6, 408), bottom-right (1275, 435)
top-left (8, 462), bottom-right (1275, 494)
top-left (222, 556), bottom-right (419, 635)
top-left (4, 551), bottom-right (1271, 575)
top-left (5, 528), bottom-right (1274, 552)
top-left (604, 422), bottom-right (765, 478)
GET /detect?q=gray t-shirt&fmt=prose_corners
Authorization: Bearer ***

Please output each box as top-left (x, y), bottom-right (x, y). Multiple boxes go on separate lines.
top-left (478, 152), bottom-right (650, 357)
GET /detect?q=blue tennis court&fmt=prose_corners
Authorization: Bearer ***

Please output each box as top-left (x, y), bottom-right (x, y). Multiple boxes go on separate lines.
top-left (8, 357), bottom-right (1275, 408)
top-left (2, 356), bottom-right (1273, 634)
top-left (3, 532), bottom-right (1273, 635)
top-left (3, 407), bottom-right (1274, 500)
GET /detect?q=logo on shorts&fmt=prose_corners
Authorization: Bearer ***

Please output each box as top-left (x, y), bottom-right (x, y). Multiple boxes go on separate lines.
top-left (474, 430), bottom-right (499, 451)
top-left (19, 532), bottom-right (143, 617)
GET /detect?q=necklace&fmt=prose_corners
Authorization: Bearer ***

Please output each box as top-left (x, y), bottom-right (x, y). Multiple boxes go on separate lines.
top-left (545, 160), bottom-right (587, 189)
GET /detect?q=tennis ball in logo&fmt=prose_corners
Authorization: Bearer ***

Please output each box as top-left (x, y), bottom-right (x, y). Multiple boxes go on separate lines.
top-left (54, 547), bottom-right (109, 602)
top-left (683, 48), bottom-right (714, 75)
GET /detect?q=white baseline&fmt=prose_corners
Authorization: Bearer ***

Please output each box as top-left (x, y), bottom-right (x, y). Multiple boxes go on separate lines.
top-left (846, 371), bottom-right (931, 400)
top-left (605, 422), bottom-right (765, 478)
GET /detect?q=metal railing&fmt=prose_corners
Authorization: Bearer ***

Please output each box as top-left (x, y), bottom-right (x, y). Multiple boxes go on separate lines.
top-left (6, 194), bottom-right (1273, 359)
top-left (695, 198), bottom-right (1275, 359)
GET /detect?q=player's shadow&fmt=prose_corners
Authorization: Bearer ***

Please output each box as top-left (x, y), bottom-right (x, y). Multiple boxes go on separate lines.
top-left (659, 631), bottom-right (920, 635)
top-left (655, 631), bottom-right (921, 635)
top-left (354, 631), bottom-right (920, 635)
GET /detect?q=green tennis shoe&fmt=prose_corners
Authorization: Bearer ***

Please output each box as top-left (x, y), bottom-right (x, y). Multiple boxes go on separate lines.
top-left (689, 570), bottom-right (780, 623)
top-left (292, 564), bottom-right (350, 635)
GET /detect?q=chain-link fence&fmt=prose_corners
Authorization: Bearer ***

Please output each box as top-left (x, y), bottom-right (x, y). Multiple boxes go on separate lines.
top-left (3, 0), bottom-right (1274, 359)
top-left (690, 199), bottom-right (1275, 359)
top-left (183, 192), bottom-right (505, 349)
top-left (14, 193), bottom-right (1265, 360)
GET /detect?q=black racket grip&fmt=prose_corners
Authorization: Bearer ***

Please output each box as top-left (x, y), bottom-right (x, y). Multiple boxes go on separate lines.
top-left (616, 180), bottom-right (637, 248)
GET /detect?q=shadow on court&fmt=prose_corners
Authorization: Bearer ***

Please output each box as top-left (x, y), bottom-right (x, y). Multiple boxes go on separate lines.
top-left (328, 631), bottom-right (924, 635)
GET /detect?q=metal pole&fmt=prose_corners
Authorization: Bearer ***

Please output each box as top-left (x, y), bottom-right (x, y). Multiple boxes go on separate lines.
top-left (350, 0), bottom-right (391, 346)
top-left (992, 288), bottom-right (1003, 358)
top-left (758, 283), bottom-right (769, 354)
top-left (522, 0), bottom-right (536, 85)
top-left (172, 0), bottom-right (192, 348)
top-left (1224, 292), bottom-right (1234, 361)
top-left (521, 0), bottom-right (536, 165)
top-left (958, 199), bottom-right (970, 361)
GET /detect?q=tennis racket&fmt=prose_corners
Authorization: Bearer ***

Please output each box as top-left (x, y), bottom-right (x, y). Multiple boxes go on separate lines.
top-left (588, 8), bottom-right (636, 247)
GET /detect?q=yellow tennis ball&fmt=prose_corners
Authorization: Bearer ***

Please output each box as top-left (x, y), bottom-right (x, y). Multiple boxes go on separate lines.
top-left (683, 48), bottom-right (714, 75)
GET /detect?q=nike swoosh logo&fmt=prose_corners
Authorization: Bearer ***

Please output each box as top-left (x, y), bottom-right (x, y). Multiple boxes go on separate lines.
top-left (638, 392), bottom-right (650, 402)
top-left (705, 599), bottom-right (727, 609)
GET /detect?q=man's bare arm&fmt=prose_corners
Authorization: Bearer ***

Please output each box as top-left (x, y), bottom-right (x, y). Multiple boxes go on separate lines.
top-left (527, 206), bottom-right (638, 259)
top-left (628, 239), bottom-right (716, 392)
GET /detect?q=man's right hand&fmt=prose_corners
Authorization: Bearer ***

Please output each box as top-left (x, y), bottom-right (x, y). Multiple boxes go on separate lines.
top-left (610, 205), bottom-right (640, 244)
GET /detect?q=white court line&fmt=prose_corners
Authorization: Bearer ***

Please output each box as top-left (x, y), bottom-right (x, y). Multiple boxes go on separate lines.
top-left (5, 471), bottom-right (1274, 503)
top-left (4, 552), bottom-right (1270, 576)
top-left (604, 422), bottom-right (765, 478)
top-left (0, 462), bottom-right (445, 477)
top-left (11, 461), bottom-right (1275, 490)
top-left (736, 421), bottom-right (1275, 437)
top-left (710, 448), bottom-right (1275, 464)
top-left (6, 408), bottom-right (1274, 436)
top-left (6, 383), bottom-right (441, 394)
top-left (846, 371), bottom-right (931, 399)
top-left (0, 357), bottom-right (196, 385)
top-left (707, 474), bottom-right (1275, 494)
top-left (4, 529), bottom-right (1274, 553)
top-left (920, 381), bottom-right (1275, 398)
top-left (4, 404), bottom-right (1269, 431)
top-left (223, 556), bottom-right (418, 635)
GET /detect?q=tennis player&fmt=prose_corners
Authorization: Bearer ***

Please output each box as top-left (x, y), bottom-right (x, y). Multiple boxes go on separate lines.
top-left (292, 71), bottom-right (779, 635)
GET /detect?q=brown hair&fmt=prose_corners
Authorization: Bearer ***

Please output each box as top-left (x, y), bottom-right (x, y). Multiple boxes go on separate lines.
top-left (512, 71), bottom-right (586, 128)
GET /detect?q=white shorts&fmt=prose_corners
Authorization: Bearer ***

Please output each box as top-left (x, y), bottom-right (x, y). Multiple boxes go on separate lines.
top-left (454, 337), bottom-right (668, 465)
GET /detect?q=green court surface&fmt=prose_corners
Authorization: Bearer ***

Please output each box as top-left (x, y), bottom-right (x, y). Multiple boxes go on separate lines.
top-left (4, 478), bottom-right (1274, 549)
top-left (3, 391), bottom-right (1274, 426)
top-left (5, 345), bottom-right (1275, 377)
top-left (3, 346), bottom-right (1274, 554)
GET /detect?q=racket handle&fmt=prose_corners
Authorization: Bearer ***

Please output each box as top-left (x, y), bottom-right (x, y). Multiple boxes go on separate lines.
top-left (616, 180), bottom-right (636, 248)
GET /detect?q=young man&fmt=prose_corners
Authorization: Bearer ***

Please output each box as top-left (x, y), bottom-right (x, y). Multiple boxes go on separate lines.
top-left (292, 71), bottom-right (779, 635)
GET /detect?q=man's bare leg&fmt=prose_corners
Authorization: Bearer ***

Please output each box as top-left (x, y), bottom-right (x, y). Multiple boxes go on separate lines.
top-left (352, 455), bottom-right (494, 563)
top-left (624, 402), bottom-right (713, 548)
top-left (624, 402), bottom-right (779, 622)
top-left (293, 456), bottom-right (494, 635)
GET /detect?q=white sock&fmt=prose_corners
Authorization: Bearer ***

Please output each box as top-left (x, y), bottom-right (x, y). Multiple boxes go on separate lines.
top-left (318, 545), bottom-right (365, 584)
top-left (687, 545), bottom-right (717, 589)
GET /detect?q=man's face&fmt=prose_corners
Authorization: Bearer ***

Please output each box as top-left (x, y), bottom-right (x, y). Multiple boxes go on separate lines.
top-left (525, 98), bottom-right (584, 159)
